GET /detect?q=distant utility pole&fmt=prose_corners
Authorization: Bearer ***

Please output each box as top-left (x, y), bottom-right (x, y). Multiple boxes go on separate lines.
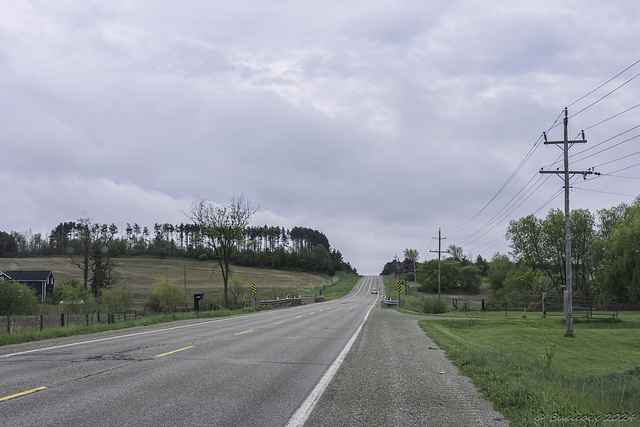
top-left (430, 228), bottom-right (447, 299)
top-left (394, 254), bottom-right (398, 278)
top-left (540, 108), bottom-right (598, 337)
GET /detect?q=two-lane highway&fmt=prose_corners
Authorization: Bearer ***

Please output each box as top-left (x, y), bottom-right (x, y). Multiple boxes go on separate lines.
top-left (0, 276), bottom-right (381, 426)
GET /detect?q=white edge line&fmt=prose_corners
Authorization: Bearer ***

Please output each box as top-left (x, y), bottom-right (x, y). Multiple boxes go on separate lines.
top-left (286, 277), bottom-right (377, 427)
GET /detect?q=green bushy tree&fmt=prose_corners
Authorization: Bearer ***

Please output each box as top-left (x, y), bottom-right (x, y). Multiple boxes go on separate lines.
top-left (100, 284), bottom-right (133, 313)
top-left (54, 279), bottom-right (94, 313)
top-left (0, 281), bottom-right (39, 315)
top-left (598, 198), bottom-right (640, 304)
top-left (147, 276), bottom-right (184, 313)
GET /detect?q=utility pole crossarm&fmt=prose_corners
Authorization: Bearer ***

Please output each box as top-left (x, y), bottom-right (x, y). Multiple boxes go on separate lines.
top-left (543, 139), bottom-right (587, 145)
top-left (539, 170), bottom-right (600, 175)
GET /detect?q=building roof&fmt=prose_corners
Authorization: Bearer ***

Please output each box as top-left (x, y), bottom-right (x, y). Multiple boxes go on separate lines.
top-left (1, 271), bottom-right (54, 281)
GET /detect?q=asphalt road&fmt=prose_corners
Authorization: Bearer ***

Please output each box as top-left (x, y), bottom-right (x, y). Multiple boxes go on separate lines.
top-left (0, 276), bottom-right (379, 427)
top-left (1, 276), bottom-right (507, 426)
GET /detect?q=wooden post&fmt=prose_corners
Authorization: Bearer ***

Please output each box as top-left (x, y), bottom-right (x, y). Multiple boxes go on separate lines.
top-left (39, 314), bottom-right (44, 331)
top-left (85, 314), bottom-right (89, 326)
top-left (6, 315), bottom-right (11, 334)
top-left (542, 292), bottom-right (546, 318)
top-left (61, 313), bottom-right (65, 327)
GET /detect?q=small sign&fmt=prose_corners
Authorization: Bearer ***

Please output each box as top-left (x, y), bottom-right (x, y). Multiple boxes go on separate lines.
top-left (251, 283), bottom-right (257, 294)
top-left (397, 281), bottom-right (403, 293)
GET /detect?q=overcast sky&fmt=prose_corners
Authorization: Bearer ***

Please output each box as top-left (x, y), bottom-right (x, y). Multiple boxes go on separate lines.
top-left (2, 1), bottom-right (639, 274)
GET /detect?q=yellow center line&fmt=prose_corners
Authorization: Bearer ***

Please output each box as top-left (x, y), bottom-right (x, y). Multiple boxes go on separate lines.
top-left (309, 312), bottom-right (316, 314)
top-left (275, 321), bottom-right (285, 325)
top-left (296, 315), bottom-right (303, 318)
top-left (0, 387), bottom-right (47, 403)
top-left (155, 346), bottom-right (195, 358)
top-left (235, 329), bottom-right (253, 336)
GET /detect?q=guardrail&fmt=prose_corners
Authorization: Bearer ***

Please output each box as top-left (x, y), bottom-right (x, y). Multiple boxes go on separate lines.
top-left (259, 296), bottom-right (321, 309)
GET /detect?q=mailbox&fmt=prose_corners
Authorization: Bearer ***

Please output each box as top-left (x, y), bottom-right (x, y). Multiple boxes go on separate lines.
top-left (193, 292), bottom-right (204, 312)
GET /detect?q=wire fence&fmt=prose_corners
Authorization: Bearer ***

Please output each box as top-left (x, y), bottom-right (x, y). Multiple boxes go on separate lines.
top-left (3, 309), bottom-right (145, 334)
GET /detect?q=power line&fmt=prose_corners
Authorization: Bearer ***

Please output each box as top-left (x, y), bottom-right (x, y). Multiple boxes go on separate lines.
top-left (444, 134), bottom-right (545, 237)
top-left (583, 102), bottom-right (640, 131)
top-left (444, 62), bottom-right (640, 256)
top-left (570, 69), bottom-right (640, 118)
top-left (572, 131), bottom-right (640, 164)
top-left (567, 59), bottom-right (640, 108)
top-left (571, 186), bottom-right (636, 198)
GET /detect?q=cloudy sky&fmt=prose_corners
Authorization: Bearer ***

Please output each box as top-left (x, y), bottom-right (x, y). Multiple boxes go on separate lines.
top-left (2, 1), bottom-right (639, 274)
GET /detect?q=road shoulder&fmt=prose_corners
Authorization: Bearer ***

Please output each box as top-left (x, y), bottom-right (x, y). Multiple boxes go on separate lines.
top-left (305, 306), bottom-right (509, 426)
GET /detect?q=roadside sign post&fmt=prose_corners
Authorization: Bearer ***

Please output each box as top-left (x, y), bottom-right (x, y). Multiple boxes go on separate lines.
top-left (251, 283), bottom-right (257, 307)
top-left (397, 280), bottom-right (402, 302)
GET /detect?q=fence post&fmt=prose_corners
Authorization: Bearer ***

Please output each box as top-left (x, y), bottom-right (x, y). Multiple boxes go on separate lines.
top-left (39, 314), bottom-right (44, 331)
top-left (61, 313), bottom-right (65, 327)
top-left (85, 314), bottom-right (89, 326)
top-left (6, 315), bottom-right (10, 334)
top-left (542, 292), bottom-right (546, 318)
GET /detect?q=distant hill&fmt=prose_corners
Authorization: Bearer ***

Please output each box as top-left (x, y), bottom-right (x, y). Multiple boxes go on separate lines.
top-left (0, 256), bottom-right (331, 302)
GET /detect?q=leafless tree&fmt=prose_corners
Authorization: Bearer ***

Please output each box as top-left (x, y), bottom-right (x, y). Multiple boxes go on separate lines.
top-left (189, 194), bottom-right (258, 308)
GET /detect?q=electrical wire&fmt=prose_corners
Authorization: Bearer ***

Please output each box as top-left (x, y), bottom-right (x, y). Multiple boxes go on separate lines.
top-left (573, 134), bottom-right (640, 168)
top-left (570, 70), bottom-right (640, 119)
top-left (443, 133), bottom-right (545, 237)
top-left (583, 103), bottom-right (640, 131)
top-left (571, 187), bottom-right (636, 198)
top-left (442, 61), bottom-right (640, 256)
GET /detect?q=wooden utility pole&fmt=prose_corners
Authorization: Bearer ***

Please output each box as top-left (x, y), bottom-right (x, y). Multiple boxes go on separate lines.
top-left (540, 108), bottom-right (598, 337)
top-left (430, 228), bottom-right (447, 300)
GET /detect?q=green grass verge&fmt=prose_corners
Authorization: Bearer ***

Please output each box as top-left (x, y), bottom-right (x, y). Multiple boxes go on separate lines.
top-left (313, 273), bottom-right (361, 301)
top-left (419, 313), bottom-right (640, 426)
top-left (0, 307), bottom-right (260, 347)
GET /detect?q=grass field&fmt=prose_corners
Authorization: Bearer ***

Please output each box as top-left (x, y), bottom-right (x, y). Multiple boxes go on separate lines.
top-left (418, 311), bottom-right (640, 426)
top-left (1, 256), bottom-right (332, 302)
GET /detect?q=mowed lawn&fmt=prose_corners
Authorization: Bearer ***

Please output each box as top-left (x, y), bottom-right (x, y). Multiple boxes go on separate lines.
top-left (1, 256), bottom-right (332, 302)
top-left (420, 311), bottom-right (640, 426)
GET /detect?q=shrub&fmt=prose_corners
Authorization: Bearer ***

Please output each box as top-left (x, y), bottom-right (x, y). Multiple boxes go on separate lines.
top-left (100, 284), bottom-right (133, 312)
top-left (147, 276), bottom-right (185, 313)
top-left (54, 279), bottom-right (94, 312)
top-left (421, 296), bottom-right (448, 314)
top-left (0, 281), bottom-right (39, 315)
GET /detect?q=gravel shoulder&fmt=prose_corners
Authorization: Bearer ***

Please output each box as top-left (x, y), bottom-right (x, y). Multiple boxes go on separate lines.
top-left (304, 305), bottom-right (509, 426)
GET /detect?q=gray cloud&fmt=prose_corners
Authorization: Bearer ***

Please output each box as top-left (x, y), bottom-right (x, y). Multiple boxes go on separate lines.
top-left (2, 1), bottom-right (639, 274)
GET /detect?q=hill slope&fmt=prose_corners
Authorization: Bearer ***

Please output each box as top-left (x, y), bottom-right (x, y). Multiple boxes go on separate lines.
top-left (1, 256), bottom-right (331, 302)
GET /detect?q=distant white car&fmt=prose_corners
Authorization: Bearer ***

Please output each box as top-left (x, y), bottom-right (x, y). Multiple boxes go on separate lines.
top-left (371, 289), bottom-right (378, 294)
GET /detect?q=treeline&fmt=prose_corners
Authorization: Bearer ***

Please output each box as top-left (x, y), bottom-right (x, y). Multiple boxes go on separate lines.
top-left (380, 196), bottom-right (640, 309)
top-left (380, 247), bottom-right (489, 295)
top-left (0, 222), bottom-right (356, 276)
top-left (500, 197), bottom-right (640, 307)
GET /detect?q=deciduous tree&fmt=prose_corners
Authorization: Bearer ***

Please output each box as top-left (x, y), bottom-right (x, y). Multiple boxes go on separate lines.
top-left (189, 194), bottom-right (258, 309)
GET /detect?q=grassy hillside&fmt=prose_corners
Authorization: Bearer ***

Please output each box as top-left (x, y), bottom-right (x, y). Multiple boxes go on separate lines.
top-left (1, 256), bottom-right (332, 302)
